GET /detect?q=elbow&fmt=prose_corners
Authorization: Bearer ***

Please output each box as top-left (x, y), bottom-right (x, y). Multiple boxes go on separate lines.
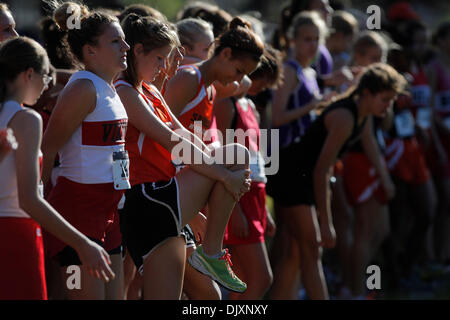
top-left (18, 192), bottom-right (39, 215)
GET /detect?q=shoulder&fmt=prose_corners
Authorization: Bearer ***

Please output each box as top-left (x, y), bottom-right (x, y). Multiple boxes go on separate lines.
top-left (116, 84), bottom-right (146, 107)
top-left (61, 78), bottom-right (96, 100)
top-left (324, 106), bottom-right (354, 136)
top-left (9, 108), bottom-right (42, 135)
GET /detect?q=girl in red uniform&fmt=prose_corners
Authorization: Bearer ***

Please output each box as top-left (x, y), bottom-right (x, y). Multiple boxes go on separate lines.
top-left (41, 2), bottom-right (130, 300)
top-left (0, 36), bottom-right (114, 300)
top-left (116, 14), bottom-right (254, 299)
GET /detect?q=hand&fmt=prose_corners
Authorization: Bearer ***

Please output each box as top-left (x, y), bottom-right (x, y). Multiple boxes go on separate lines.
top-left (322, 91), bottom-right (338, 103)
top-left (265, 207), bottom-right (277, 238)
top-left (381, 176), bottom-right (396, 200)
top-left (319, 222), bottom-right (336, 249)
top-left (223, 169), bottom-right (251, 201)
top-left (76, 239), bottom-right (115, 282)
top-left (324, 67), bottom-right (354, 87)
top-left (0, 128), bottom-right (17, 162)
top-left (230, 205), bottom-right (249, 238)
top-left (188, 212), bottom-right (207, 243)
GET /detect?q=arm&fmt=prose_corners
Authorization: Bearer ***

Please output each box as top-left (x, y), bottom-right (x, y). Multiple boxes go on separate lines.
top-left (117, 86), bottom-right (250, 200)
top-left (41, 79), bottom-right (96, 186)
top-left (314, 109), bottom-right (354, 248)
top-left (272, 65), bottom-right (320, 127)
top-left (10, 109), bottom-right (114, 281)
top-left (361, 117), bottom-right (395, 199)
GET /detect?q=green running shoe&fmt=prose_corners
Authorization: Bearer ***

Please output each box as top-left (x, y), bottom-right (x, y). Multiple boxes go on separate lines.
top-left (188, 245), bottom-right (247, 293)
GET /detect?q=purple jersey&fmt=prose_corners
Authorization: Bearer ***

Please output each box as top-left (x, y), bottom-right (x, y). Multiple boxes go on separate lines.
top-left (278, 59), bottom-right (320, 148)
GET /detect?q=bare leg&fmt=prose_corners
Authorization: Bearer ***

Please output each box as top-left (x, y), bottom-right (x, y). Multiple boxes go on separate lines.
top-left (143, 236), bottom-right (186, 300)
top-left (331, 176), bottom-right (354, 290)
top-left (104, 253), bottom-right (124, 300)
top-left (269, 228), bottom-right (301, 300)
top-left (350, 197), bottom-right (383, 296)
top-left (286, 205), bottom-right (329, 300)
top-left (61, 265), bottom-right (105, 300)
top-left (228, 242), bottom-right (273, 300)
top-left (122, 251), bottom-right (136, 300)
top-left (183, 246), bottom-right (222, 300)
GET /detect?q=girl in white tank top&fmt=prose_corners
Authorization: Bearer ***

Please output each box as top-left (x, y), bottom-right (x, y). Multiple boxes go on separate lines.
top-left (40, 4), bottom-right (130, 300)
top-left (0, 36), bottom-right (115, 300)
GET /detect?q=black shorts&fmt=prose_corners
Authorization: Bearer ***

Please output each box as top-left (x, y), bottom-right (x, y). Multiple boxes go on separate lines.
top-left (266, 143), bottom-right (315, 207)
top-left (56, 238), bottom-right (123, 267)
top-left (120, 178), bottom-right (183, 274)
top-left (181, 224), bottom-right (196, 249)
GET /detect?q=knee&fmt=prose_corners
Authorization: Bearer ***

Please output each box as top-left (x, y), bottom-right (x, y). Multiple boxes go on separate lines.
top-left (299, 237), bottom-right (321, 261)
top-left (221, 143), bottom-right (250, 170)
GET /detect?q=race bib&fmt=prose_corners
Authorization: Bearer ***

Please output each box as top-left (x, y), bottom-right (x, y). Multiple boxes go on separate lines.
top-left (394, 111), bottom-right (415, 138)
top-left (38, 181), bottom-right (44, 198)
top-left (416, 107), bottom-right (432, 129)
top-left (249, 151), bottom-right (267, 183)
top-left (411, 85), bottom-right (430, 107)
top-left (435, 91), bottom-right (450, 112)
top-left (112, 151), bottom-right (131, 190)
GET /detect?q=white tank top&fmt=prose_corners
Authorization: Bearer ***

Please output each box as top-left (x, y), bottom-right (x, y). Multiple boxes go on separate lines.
top-left (0, 101), bottom-right (30, 218)
top-left (58, 71), bottom-right (128, 184)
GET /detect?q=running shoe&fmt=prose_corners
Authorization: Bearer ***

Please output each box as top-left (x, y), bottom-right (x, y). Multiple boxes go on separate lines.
top-left (188, 245), bottom-right (247, 293)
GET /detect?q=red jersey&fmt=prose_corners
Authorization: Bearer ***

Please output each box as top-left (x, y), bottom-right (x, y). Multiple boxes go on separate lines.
top-left (177, 65), bottom-right (216, 139)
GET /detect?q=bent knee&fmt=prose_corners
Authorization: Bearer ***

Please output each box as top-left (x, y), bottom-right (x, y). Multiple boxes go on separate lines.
top-left (299, 237), bottom-right (322, 260)
top-left (218, 143), bottom-right (250, 170)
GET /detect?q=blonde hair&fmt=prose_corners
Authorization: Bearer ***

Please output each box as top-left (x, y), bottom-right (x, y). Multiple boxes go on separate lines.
top-left (176, 18), bottom-right (213, 51)
top-left (288, 11), bottom-right (328, 44)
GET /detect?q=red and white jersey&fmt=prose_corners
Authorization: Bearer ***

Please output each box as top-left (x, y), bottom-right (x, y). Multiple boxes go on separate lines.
top-left (177, 65), bottom-right (216, 139)
top-left (0, 101), bottom-right (38, 218)
top-left (114, 79), bottom-right (176, 185)
top-left (58, 71), bottom-right (128, 184)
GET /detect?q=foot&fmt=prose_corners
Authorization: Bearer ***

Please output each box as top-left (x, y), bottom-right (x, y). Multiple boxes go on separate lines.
top-left (188, 245), bottom-right (247, 293)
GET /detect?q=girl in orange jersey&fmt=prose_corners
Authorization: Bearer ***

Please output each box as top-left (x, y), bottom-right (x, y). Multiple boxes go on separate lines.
top-left (164, 17), bottom-right (264, 144)
top-left (116, 14), bottom-right (257, 299)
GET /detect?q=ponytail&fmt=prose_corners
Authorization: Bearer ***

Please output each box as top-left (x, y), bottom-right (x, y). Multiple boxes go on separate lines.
top-left (214, 17), bottom-right (264, 62)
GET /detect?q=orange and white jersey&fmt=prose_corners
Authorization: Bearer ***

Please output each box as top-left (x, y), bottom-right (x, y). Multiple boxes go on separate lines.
top-left (177, 65), bottom-right (216, 138)
top-left (58, 71), bottom-right (128, 184)
top-left (114, 79), bottom-right (176, 185)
